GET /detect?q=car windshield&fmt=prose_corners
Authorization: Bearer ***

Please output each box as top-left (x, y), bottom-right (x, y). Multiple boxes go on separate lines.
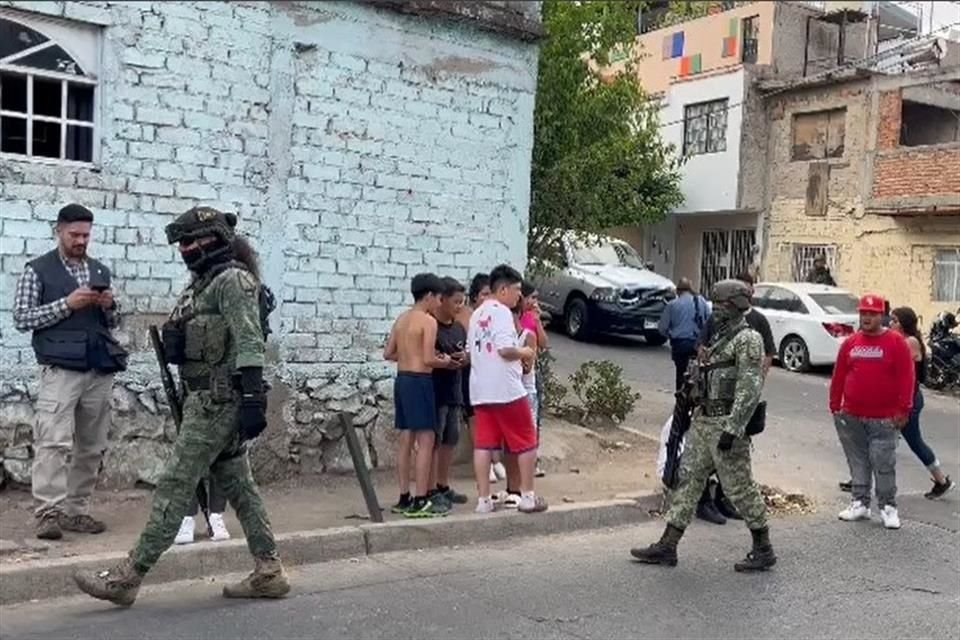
top-left (810, 293), bottom-right (859, 315)
top-left (571, 241), bottom-right (645, 269)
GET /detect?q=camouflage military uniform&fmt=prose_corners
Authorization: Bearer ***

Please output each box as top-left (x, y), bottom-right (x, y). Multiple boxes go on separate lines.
top-left (129, 267), bottom-right (277, 570)
top-left (74, 208), bottom-right (289, 606)
top-left (663, 320), bottom-right (767, 530)
top-left (631, 279), bottom-right (775, 572)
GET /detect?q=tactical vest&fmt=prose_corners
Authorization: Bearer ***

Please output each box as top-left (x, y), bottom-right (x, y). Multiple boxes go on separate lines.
top-left (700, 324), bottom-right (749, 416)
top-left (28, 250), bottom-right (125, 373)
top-left (170, 261), bottom-right (273, 397)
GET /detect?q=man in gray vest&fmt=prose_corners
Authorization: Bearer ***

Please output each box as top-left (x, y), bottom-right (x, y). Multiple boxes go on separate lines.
top-left (13, 204), bottom-right (126, 540)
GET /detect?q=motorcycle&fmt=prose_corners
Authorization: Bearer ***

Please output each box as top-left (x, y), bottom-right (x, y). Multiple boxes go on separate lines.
top-left (926, 310), bottom-right (960, 391)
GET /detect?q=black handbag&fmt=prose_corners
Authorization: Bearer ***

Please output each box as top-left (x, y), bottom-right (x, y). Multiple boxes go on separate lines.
top-left (745, 400), bottom-right (767, 436)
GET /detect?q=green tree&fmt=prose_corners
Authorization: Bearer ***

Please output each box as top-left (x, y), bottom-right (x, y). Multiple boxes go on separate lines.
top-left (530, 0), bottom-right (684, 264)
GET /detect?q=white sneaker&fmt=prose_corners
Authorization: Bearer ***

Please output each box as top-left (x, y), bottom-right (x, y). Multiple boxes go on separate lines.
top-left (489, 466), bottom-right (498, 483)
top-left (880, 505), bottom-right (901, 529)
top-left (209, 513), bottom-right (231, 541)
top-left (174, 516), bottom-right (195, 545)
top-left (503, 493), bottom-right (521, 509)
top-left (493, 462), bottom-right (507, 480)
top-left (475, 496), bottom-right (495, 514)
top-left (838, 500), bottom-right (871, 522)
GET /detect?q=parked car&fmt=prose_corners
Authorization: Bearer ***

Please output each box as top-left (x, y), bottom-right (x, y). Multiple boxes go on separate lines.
top-left (751, 282), bottom-right (860, 372)
top-left (531, 232), bottom-right (676, 344)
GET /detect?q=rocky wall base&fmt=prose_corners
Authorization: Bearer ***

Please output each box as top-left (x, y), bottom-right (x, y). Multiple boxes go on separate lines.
top-left (0, 370), bottom-right (397, 491)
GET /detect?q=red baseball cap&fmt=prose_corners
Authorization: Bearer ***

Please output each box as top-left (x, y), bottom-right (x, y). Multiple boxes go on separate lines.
top-left (858, 294), bottom-right (886, 314)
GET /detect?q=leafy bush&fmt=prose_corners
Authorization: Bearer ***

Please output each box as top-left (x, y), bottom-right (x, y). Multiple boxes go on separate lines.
top-left (568, 360), bottom-right (639, 424)
top-left (537, 350), bottom-right (569, 414)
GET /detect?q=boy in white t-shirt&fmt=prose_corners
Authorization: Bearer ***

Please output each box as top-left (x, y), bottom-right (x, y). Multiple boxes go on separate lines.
top-left (468, 265), bottom-right (548, 514)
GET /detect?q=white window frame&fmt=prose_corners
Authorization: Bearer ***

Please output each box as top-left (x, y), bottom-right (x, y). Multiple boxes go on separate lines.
top-left (0, 10), bottom-right (101, 166)
top-left (933, 248), bottom-right (960, 302)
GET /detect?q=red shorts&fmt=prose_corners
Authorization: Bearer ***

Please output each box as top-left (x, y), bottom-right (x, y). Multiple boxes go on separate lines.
top-left (473, 397), bottom-right (537, 454)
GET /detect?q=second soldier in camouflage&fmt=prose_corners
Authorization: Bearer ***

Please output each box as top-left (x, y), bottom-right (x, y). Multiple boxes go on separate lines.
top-left (73, 207), bottom-right (290, 606)
top-left (631, 279), bottom-right (776, 572)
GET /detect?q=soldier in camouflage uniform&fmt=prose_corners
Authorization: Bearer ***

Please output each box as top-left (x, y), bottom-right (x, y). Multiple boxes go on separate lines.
top-left (74, 207), bottom-right (290, 606)
top-left (631, 279), bottom-right (776, 572)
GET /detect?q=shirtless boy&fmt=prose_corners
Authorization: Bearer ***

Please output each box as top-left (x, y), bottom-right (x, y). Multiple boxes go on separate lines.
top-left (384, 273), bottom-right (453, 518)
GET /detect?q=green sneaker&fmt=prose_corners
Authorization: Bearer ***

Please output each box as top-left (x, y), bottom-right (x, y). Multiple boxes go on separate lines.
top-left (391, 494), bottom-right (413, 515)
top-left (404, 497), bottom-right (450, 518)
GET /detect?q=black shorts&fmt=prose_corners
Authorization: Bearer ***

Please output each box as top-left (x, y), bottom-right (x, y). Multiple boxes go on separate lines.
top-left (394, 372), bottom-right (436, 431)
top-left (435, 404), bottom-right (461, 447)
top-left (461, 366), bottom-right (473, 418)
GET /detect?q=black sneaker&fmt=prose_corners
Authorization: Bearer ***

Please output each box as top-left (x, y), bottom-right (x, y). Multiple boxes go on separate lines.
top-left (924, 477), bottom-right (954, 500)
top-left (404, 497), bottom-right (449, 519)
top-left (839, 480), bottom-right (852, 493)
top-left (440, 487), bottom-right (468, 505)
top-left (427, 489), bottom-right (452, 511)
top-left (391, 494), bottom-right (412, 515)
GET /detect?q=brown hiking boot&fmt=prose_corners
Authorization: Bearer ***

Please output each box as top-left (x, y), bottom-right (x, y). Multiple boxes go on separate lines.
top-left (73, 558), bottom-right (143, 607)
top-left (223, 557), bottom-right (291, 599)
top-left (36, 512), bottom-right (63, 540)
top-left (59, 513), bottom-right (107, 534)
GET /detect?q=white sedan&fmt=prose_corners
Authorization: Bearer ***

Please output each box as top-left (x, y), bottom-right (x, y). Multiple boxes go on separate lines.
top-left (751, 282), bottom-right (860, 372)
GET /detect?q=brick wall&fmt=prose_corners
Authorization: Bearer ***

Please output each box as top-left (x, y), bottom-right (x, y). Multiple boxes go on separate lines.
top-left (873, 148), bottom-right (960, 198)
top-left (0, 0), bottom-right (538, 484)
top-left (876, 90), bottom-right (902, 150)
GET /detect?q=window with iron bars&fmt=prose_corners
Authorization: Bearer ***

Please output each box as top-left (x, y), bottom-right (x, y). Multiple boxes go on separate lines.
top-left (933, 248), bottom-right (960, 302)
top-left (791, 244), bottom-right (838, 282)
top-left (683, 98), bottom-right (728, 156)
top-left (0, 13), bottom-right (99, 164)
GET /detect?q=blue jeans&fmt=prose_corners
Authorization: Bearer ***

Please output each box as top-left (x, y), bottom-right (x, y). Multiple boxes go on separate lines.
top-left (900, 389), bottom-right (938, 469)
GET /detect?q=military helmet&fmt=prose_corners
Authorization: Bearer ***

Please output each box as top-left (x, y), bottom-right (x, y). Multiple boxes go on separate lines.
top-left (165, 206), bottom-right (237, 245)
top-left (710, 279), bottom-right (752, 312)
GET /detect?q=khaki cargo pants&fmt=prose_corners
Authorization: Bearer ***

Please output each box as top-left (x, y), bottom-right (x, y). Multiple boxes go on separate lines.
top-left (32, 365), bottom-right (112, 518)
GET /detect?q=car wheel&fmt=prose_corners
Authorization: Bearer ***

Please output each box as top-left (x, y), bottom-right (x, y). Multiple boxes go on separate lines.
top-left (779, 336), bottom-right (810, 373)
top-left (644, 331), bottom-right (667, 347)
top-left (564, 298), bottom-right (591, 340)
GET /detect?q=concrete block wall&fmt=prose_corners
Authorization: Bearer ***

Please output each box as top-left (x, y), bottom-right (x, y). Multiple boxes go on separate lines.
top-left (0, 0), bottom-right (538, 485)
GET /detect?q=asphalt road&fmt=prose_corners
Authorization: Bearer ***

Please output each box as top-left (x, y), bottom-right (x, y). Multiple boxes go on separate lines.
top-left (547, 332), bottom-right (960, 503)
top-left (2, 513), bottom-right (957, 640)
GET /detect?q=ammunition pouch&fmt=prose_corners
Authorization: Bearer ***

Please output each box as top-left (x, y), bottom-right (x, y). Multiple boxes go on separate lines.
top-left (161, 323), bottom-right (186, 365)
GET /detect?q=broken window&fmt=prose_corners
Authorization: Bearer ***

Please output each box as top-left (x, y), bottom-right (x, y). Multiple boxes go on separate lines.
top-left (0, 14), bottom-right (98, 163)
top-left (683, 98), bottom-right (728, 156)
top-left (900, 100), bottom-right (960, 147)
top-left (934, 248), bottom-right (960, 302)
top-left (791, 108), bottom-right (845, 161)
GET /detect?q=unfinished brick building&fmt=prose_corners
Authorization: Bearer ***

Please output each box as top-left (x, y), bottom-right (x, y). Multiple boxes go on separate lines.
top-left (759, 66), bottom-right (960, 325)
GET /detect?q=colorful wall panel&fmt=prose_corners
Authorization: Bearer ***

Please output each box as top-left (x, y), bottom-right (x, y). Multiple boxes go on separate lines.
top-left (663, 31), bottom-right (684, 60)
top-left (679, 53), bottom-right (702, 77)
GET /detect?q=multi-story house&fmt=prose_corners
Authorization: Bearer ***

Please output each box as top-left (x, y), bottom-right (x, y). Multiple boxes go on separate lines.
top-left (606, 0), bottom-right (938, 293)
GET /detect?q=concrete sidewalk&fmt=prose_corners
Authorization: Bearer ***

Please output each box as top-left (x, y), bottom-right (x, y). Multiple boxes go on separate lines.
top-left (0, 421), bottom-right (661, 604)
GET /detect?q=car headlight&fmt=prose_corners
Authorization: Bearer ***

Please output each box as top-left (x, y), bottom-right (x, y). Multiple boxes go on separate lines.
top-left (590, 287), bottom-right (619, 302)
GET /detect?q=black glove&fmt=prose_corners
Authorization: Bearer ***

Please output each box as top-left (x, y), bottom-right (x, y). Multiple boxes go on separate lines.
top-left (718, 432), bottom-right (736, 452)
top-left (237, 367), bottom-right (267, 440)
top-left (161, 323), bottom-right (186, 365)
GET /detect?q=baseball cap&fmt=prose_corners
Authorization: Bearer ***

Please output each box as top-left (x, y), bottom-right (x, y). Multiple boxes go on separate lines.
top-left (857, 294), bottom-right (886, 314)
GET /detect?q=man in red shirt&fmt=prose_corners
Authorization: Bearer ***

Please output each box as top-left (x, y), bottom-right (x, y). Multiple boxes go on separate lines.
top-left (830, 294), bottom-right (914, 529)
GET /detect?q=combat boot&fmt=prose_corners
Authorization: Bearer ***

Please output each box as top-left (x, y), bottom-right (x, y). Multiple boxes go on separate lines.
top-left (734, 527), bottom-right (777, 572)
top-left (630, 524), bottom-right (684, 566)
top-left (223, 556), bottom-right (291, 599)
top-left (73, 557), bottom-right (143, 607)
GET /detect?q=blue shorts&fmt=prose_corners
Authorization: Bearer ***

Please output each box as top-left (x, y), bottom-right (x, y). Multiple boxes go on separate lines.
top-left (394, 372), bottom-right (436, 431)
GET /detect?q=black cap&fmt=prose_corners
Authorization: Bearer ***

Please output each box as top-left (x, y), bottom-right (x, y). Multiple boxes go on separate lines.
top-left (57, 203), bottom-right (94, 224)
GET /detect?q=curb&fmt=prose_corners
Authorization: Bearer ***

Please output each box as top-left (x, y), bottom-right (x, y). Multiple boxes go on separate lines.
top-left (0, 493), bottom-right (659, 605)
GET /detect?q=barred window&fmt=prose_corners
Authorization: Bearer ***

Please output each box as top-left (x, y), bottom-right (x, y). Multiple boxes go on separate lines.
top-left (683, 98), bottom-right (728, 156)
top-left (0, 12), bottom-right (99, 164)
top-left (934, 249), bottom-right (960, 302)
